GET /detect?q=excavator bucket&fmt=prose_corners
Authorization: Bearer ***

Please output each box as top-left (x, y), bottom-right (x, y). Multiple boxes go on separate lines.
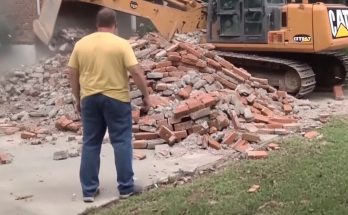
top-left (33, 0), bottom-right (62, 45)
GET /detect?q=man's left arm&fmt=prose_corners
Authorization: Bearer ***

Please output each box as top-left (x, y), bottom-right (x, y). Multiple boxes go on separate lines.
top-left (67, 47), bottom-right (81, 112)
top-left (68, 67), bottom-right (81, 112)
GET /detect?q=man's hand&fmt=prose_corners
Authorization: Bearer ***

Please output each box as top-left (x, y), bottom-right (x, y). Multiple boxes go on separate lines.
top-left (142, 96), bottom-right (152, 113)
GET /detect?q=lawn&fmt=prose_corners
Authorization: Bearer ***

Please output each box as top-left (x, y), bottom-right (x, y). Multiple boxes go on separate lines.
top-left (87, 118), bottom-right (348, 215)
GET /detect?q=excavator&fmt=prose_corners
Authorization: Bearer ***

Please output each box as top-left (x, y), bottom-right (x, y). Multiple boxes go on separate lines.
top-left (33, 0), bottom-right (348, 97)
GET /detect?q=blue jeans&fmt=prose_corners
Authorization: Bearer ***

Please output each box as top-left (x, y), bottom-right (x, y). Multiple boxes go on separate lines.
top-left (80, 94), bottom-right (134, 197)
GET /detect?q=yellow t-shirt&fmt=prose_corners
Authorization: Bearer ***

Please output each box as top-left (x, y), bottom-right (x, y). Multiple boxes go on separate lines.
top-left (68, 32), bottom-right (138, 102)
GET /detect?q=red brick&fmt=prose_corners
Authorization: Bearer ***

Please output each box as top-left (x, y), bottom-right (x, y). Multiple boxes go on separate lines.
top-left (208, 137), bottom-right (221, 150)
top-left (203, 74), bottom-right (215, 84)
top-left (214, 55), bottom-right (235, 70)
top-left (181, 56), bottom-right (198, 66)
top-left (267, 123), bottom-right (283, 129)
top-left (199, 94), bottom-right (217, 108)
top-left (168, 71), bottom-right (185, 77)
top-left (21, 131), bottom-right (37, 140)
top-left (158, 126), bottom-right (177, 145)
top-left (156, 83), bottom-right (167, 91)
top-left (213, 74), bottom-right (238, 90)
top-left (216, 115), bottom-right (230, 130)
top-left (247, 151), bottom-right (268, 159)
top-left (189, 124), bottom-right (208, 135)
top-left (254, 114), bottom-right (270, 124)
top-left (257, 128), bottom-right (275, 134)
top-left (261, 107), bottom-right (273, 117)
top-left (232, 67), bottom-right (251, 80)
top-left (222, 131), bottom-right (238, 145)
top-left (277, 90), bottom-right (287, 98)
top-left (132, 109), bottom-right (140, 123)
top-left (157, 119), bottom-right (168, 126)
top-left (134, 132), bottom-right (159, 140)
top-left (196, 59), bottom-right (207, 68)
top-left (179, 42), bottom-right (203, 58)
top-left (229, 110), bottom-right (241, 129)
top-left (66, 122), bottom-right (82, 132)
top-left (246, 94), bottom-right (256, 104)
top-left (133, 151), bottom-right (146, 160)
top-left (206, 58), bottom-right (221, 69)
top-left (177, 65), bottom-right (191, 72)
top-left (186, 99), bottom-right (204, 113)
top-left (242, 133), bottom-right (261, 143)
top-left (162, 77), bottom-right (180, 83)
top-left (132, 140), bottom-right (148, 149)
top-left (165, 43), bottom-right (179, 52)
top-left (190, 107), bottom-right (211, 120)
top-left (132, 125), bottom-right (140, 132)
top-left (233, 139), bottom-right (252, 153)
top-left (268, 143), bottom-right (280, 150)
top-left (3, 127), bottom-right (20, 135)
top-left (174, 121), bottom-right (193, 131)
top-left (173, 103), bottom-right (190, 118)
top-left (174, 130), bottom-right (188, 140)
top-left (283, 104), bottom-right (293, 114)
top-left (156, 61), bottom-right (172, 69)
top-left (251, 107), bottom-right (261, 114)
top-left (333, 85), bottom-right (344, 100)
top-left (167, 54), bottom-right (181, 61)
top-left (165, 66), bottom-right (177, 72)
top-left (304, 131), bottom-right (320, 139)
top-left (138, 116), bottom-right (157, 126)
top-left (270, 116), bottom-right (297, 124)
top-left (221, 68), bottom-right (245, 83)
top-left (282, 123), bottom-right (301, 132)
top-left (250, 77), bottom-right (268, 85)
top-left (0, 152), bottom-right (12, 165)
top-left (153, 67), bottom-right (166, 73)
top-left (55, 116), bottom-right (73, 131)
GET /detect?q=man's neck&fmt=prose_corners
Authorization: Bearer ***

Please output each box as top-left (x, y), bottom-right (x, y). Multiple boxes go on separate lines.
top-left (97, 27), bottom-right (114, 33)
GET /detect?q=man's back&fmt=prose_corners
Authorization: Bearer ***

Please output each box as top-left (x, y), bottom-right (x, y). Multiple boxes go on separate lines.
top-left (68, 32), bottom-right (138, 102)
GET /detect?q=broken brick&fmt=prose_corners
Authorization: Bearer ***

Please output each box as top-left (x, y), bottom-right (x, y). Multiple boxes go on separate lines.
top-left (132, 140), bottom-right (148, 149)
top-left (178, 85), bottom-right (192, 99)
top-left (247, 151), bottom-right (268, 159)
top-left (304, 131), bottom-right (320, 139)
top-left (242, 133), bottom-right (261, 143)
top-left (156, 61), bottom-right (172, 68)
top-left (186, 99), bottom-right (204, 113)
top-left (134, 132), bottom-right (159, 140)
top-left (158, 126), bottom-right (177, 145)
top-left (0, 152), bottom-right (13, 164)
top-left (133, 151), bottom-right (147, 160)
top-left (232, 139), bottom-right (252, 153)
top-left (283, 104), bottom-right (293, 114)
top-left (222, 131), bottom-right (238, 145)
top-left (21, 131), bottom-right (37, 140)
top-left (268, 143), bottom-right (280, 150)
top-left (173, 103), bottom-right (190, 118)
top-left (254, 114), bottom-right (270, 124)
top-left (132, 109), bottom-right (140, 123)
top-left (229, 110), bottom-right (241, 129)
top-left (208, 137), bottom-right (221, 150)
top-left (190, 107), bottom-right (211, 120)
top-left (174, 121), bottom-right (193, 131)
top-left (333, 85), bottom-right (344, 100)
top-left (174, 130), bottom-right (188, 140)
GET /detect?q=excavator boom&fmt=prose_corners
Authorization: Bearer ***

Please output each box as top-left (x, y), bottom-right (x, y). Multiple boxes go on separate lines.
top-left (33, 0), bottom-right (206, 45)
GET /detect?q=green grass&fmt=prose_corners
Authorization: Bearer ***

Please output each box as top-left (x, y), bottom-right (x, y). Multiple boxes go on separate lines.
top-left (89, 118), bottom-right (348, 215)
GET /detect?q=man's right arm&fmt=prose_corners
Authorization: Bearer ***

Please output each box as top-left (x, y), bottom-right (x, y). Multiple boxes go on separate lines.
top-left (128, 64), bottom-right (151, 112)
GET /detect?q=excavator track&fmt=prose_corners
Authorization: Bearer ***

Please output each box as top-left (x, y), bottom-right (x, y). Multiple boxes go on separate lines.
top-left (316, 51), bottom-right (348, 85)
top-left (215, 51), bottom-right (316, 98)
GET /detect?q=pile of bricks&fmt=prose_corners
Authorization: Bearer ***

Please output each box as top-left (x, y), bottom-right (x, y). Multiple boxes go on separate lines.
top-left (127, 33), bottom-right (301, 157)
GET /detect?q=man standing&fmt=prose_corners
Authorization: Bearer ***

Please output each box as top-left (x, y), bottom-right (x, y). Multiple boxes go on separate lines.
top-left (68, 8), bottom-right (150, 203)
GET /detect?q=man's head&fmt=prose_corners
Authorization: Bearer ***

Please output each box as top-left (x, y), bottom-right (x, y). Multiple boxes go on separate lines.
top-left (96, 8), bottom-right (117, 32)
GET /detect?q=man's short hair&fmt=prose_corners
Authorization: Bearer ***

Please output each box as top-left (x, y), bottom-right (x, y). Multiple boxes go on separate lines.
top-left (96, 8), bottom-right (116, 28)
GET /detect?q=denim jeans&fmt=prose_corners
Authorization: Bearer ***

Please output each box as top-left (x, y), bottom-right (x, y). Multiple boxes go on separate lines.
top-left (80, 94), bottom-right (134, 197)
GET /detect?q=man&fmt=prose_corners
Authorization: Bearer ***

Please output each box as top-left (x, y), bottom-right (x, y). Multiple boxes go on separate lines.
top-left (68, 8), bottom-right (151, 203)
